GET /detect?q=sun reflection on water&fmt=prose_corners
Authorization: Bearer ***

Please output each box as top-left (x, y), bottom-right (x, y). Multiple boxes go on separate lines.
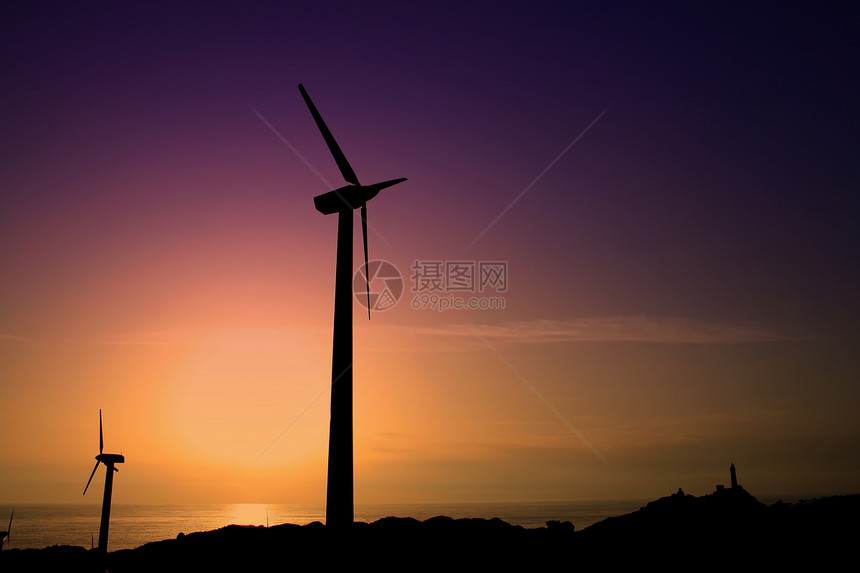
top-left (228, 503), bottom-right (269, 526)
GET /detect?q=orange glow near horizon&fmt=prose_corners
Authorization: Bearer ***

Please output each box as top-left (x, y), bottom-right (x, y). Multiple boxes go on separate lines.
top-left (4, 312), bottom-right (858, 505)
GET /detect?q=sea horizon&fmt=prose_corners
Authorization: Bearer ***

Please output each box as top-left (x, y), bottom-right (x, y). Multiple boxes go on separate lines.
top-left (0, 492), bottom-right (836, 551)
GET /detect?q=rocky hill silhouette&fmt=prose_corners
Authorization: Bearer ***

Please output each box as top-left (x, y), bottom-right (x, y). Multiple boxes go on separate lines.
top-left (3, 490), bottom-right (857, 571)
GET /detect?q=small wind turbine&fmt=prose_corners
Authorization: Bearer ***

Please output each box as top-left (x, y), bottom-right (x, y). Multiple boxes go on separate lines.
top-left (298, 84), bottom-right (406, 527)
top-left (83, 409), bottom-right (124, 552)
top-left (0, 508), bottom-right (12, 550)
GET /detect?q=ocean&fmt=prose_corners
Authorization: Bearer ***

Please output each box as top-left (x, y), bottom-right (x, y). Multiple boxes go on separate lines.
top-left (0, 500), bottom-right (650, 551)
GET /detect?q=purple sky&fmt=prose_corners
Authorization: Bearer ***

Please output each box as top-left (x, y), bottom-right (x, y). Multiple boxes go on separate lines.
top-left (4, 2), bottom-right (857, 327)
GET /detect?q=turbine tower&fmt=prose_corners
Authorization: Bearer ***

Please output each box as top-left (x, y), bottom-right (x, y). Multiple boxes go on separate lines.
top-left (83, 409), bottom-right (125, 552)
top-left (298, 84), bottom-right (406, 527)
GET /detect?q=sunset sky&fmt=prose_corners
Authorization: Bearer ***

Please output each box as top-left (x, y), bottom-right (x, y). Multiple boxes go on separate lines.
top-left (2, 2), bottom-right (858, 507)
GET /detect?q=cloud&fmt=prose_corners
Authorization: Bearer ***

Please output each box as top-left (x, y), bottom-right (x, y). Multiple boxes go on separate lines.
top-left (0, 333), bottom-right (38, 345)
top-left (76, 326), bottom-right (331, 347)
top-left (37, 316), bottom-right (783, 350)
top-left (84, 330), bottom-right (206, 346)
top-left (467, 316), bottom-right (786, 344)
top-left (382, 315), bottom-right (787, 349)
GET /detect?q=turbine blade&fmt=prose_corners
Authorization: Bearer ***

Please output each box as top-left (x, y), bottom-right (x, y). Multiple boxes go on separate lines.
top-left (363, 177), bottom-right (407, 196)
top-left (361, 204), bottom-right (370, 319)
top-left (298, 84), bottom-right (360, 186)
top-left (99, 409), bottom-right (103, 455)
top-left (7, 508), bottom-right (12, 538)
top-left (83, 461), bottom-right (100, 495)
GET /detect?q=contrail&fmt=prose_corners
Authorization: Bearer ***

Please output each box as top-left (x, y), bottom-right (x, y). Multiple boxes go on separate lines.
top-left (468, 106), bottom-right (610, 249)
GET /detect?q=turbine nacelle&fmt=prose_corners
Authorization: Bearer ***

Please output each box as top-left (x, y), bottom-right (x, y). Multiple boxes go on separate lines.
top-left (96, 453), bottom-right (125, 467)
top-left (313, 178), bottom-right (407, 215)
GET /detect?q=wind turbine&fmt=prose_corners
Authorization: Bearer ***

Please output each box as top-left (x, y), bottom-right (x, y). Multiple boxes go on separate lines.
top-left (0, 508), bottom-right (12, 551)
top-left (83, 409), bottom-right (125, 552)
top-left (298, 83), bottom-right (406, 527)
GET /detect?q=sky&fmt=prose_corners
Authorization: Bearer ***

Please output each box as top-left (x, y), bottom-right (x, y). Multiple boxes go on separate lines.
top-left (1, 1), bottom-right (859, 507)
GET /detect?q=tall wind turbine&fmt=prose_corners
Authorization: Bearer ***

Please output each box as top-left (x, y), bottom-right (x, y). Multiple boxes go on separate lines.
top-left (298, 83), bottom-right (406, 527)
top-left (83, 409), bottom-right (125, 552)
top-left (0, 508), bottom-right (12, 551)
